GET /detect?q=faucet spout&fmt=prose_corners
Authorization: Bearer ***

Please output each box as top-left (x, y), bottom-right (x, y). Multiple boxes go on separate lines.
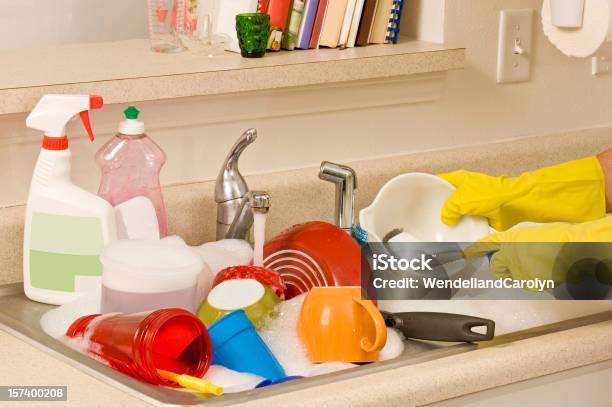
top-left (319, 161), bottom-right (357, 233)
top-left (225, 191), bottom-right (270, 239)
top-left (215, 129), bottom-right (268, 241)
top-left (215, 128), bottom-right (257, 205)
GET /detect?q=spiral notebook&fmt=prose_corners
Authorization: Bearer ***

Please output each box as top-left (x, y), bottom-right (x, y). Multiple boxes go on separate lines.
top-left (384, 0), bottom-right (404, 44)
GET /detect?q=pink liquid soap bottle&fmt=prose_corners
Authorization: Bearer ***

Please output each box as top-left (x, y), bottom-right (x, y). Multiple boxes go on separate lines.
top-left (96, 106), bottom-right (168, 237)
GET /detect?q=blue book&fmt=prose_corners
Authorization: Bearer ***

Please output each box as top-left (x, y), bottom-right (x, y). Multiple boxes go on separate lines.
top-left (296, 0), bottom-right (320, 49)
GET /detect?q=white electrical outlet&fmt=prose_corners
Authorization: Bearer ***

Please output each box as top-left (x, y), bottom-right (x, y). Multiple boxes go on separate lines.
top-left (497, 9), bottom-right (534, 83)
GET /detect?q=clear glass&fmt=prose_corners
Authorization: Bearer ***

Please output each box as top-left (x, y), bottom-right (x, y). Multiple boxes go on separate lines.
top-left (95, 133), bottom-right (168, 237)
top-left (147, 0), bottom-right (186, 53)
top-left (181, 13), bottom-right (230, 56)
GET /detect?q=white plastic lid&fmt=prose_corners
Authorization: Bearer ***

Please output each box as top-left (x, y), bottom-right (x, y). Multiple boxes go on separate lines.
top-left (118, 106), bottom-right (145, 136)
top-left (207, 279), bottom-right (264, 310)
top-left (101, 239), bottom-right (203, 293)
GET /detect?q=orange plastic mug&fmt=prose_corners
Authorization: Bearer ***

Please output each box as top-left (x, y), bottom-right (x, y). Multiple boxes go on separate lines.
top-left (297, 286), bottom-right (387, 362)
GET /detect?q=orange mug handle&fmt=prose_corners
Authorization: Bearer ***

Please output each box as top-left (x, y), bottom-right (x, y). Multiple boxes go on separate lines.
top-left (353, 297), bottom-right (387, 353)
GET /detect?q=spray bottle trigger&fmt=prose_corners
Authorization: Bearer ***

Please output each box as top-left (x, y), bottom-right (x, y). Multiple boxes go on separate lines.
top-left (79, 111), bottom-right (95, 142)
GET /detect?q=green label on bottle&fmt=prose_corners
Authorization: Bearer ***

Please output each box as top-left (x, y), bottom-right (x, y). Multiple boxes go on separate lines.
top-left (30, 251), bottom-right (102, 292)
top-left (29, 212), bottom-right (105, 292)
top-left (30, 212), bottom-right (104, 255)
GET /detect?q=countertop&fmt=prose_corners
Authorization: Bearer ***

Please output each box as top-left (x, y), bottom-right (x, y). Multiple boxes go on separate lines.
top-left (2, 317), bottom-right (612, 406)
top-left (0, 38), bottom-right (464, 114)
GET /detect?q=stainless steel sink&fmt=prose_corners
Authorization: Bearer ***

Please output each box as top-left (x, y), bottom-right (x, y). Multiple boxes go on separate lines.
top-left (1, 282), bottom-right (611, 406)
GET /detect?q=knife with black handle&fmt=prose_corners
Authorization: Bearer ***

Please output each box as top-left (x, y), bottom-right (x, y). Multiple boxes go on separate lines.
top-left (381, 311), bottom-right (495, 342)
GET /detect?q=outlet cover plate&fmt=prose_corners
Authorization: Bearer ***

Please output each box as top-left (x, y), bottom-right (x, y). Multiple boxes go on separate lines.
top-left (497, 9), bottom-right (534, 83)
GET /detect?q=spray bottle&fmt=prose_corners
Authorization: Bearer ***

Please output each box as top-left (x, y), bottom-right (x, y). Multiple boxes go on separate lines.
top-left (24, 94), bottom-right (117, 305)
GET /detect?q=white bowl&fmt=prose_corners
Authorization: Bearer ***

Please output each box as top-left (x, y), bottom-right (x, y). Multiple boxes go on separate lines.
top-left (359, 173), bottom-right (490, 242)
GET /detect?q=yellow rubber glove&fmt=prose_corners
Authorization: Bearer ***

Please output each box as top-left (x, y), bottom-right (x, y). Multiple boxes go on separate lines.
top-left (465, 216), bottom-right (612, 289)
top-left (439, 157), bottom-right (606, 231)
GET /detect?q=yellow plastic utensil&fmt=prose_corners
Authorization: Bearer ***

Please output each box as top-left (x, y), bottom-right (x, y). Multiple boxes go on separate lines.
top-left (157, 369), bottom-right (224, 396)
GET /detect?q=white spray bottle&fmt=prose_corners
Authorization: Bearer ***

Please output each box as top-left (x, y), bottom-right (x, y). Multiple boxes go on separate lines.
top-left (24, 94), bottom-right (117, 305)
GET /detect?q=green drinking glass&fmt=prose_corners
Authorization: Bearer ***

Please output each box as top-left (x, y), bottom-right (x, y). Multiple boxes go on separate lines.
top-left (236, 13), bottom-right (270, 58)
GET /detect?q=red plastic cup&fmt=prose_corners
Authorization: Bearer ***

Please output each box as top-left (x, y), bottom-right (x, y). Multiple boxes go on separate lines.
top-left (66, 308), bottom-right (211, 386)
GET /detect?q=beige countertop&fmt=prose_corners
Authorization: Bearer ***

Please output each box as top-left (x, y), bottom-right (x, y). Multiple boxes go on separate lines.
top-left (2, 317), bottom-right (612, 407)
top-left (0, 38), bottom-right (464, 114)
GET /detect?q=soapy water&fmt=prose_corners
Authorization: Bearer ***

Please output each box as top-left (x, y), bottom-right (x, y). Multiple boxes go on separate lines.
top-left (40, 289), bottom-right (406, 393)
top-left (203, 365), bottom-right (264, 393)
top-left (259, 294), bottom-right (405, 376)
top-left (39, 236), bottom-right (407, 393)
top-left (40, 291), bottom-right (102, 339)
top-left (61, 313), bottom-right (119, 367)
top-left (379, 299), bottom-right (612, 336)
top-left (192, 239), bottom-right (254, 276)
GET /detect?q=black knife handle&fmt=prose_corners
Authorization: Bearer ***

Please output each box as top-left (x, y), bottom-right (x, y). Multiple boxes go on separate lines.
top-left (384, 311), bottom-right (495, 342)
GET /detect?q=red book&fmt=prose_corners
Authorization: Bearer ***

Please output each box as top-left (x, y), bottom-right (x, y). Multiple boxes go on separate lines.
top-left (267, 0), bottom-right (292, 29)
top-left (308, 0), bottom-right (329, 48)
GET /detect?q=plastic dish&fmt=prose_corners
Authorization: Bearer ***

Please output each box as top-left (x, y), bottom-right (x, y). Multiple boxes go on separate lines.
top-left (100, 239), bottom-right (209, 314)
top-left (359, 173), bottom-right (490, 242)
top-left (197, 279), bottom-right (281, 328)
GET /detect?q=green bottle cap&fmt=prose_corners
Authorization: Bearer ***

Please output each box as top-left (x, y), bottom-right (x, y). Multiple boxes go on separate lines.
top-left (124, 106), bottom-right (140, 120)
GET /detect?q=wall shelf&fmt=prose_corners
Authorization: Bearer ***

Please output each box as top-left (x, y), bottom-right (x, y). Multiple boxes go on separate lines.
top-left (0, 37), bottom-right (465, 115)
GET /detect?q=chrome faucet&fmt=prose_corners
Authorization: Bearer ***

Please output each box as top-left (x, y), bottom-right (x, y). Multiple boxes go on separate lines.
top-left (215, 129), bottom-right (270, 240)
top-left (319, 161), bottom-right (357, 234)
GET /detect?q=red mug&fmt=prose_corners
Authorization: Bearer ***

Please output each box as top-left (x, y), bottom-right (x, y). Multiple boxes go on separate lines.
top-left (263, 221), bottom-right (362, 299)
top-left (66, 308), bottom-right (212, 386)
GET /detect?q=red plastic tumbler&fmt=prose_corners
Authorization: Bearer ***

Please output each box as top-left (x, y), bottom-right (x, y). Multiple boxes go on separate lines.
top-left (66, 308), bottom-right (211, 386)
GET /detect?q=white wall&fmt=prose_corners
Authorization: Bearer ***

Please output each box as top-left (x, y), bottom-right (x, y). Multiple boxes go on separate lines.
top-left (0, 0), bottom-right (611, 206)
top-left (0, 0), bottom-right (147, 49)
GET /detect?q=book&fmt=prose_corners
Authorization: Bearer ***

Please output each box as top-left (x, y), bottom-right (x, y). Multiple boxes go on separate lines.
top-left (296, 0), bottom-right (320, 49)
top-left (265, 0), bottom-right (292, 50)
top-left (346, 0), bottom-right (366, 47)
top-left (318, 0), bottom-right (349, 48)
top-left (355, 0), bottom-right (378, 46)
top-left (308, 0), bottom-right (329, 48)
top-left (338, 0), bottom-right (358, 48)
top-left (282, 0), bottom-right (306, 50)
top-left (384, 0), bottom-right (404, 44)
top-left (369, 0), bottom-right (392, 44)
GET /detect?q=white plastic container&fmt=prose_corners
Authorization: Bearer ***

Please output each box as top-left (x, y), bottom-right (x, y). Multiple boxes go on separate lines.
top-left (100, 239), bottom-right (211, 314)
top-left (23, 94), bottom-right (117, 305)
top-left (550, 0), bottom-right (585, 28)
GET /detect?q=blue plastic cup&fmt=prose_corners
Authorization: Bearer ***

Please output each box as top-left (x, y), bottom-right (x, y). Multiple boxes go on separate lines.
top-left (208, 310), bottom-right (286, 381)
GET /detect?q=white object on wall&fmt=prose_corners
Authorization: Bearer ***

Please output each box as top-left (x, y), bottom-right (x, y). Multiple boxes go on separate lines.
top-left (497, 9), bottom-right (534, 83)
top-left (542, 0), bottom-right (612, 58)
top-left (592, 55), bottom-right (612, 74)
top-left (198, 0), bottom-right (259, 53)
top-left (550, 0), bottom-right (586, 28)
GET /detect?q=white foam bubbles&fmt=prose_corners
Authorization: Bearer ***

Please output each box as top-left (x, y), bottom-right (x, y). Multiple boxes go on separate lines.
top-left (379, 327), bottom-right (405, 361)
top-left (40, 291), bottom-right (101, 339)
top-left (193, 240), bottom-right (253, 276)
top-left (203, 365), bottom-right (264, 393)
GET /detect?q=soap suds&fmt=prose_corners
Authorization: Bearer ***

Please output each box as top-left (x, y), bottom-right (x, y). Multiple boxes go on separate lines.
top-left (260, 294), bottom-right (405, 377)
top-left (193, 240), bottom-right (254, 276)
top-left (379, 327), bottom-right (405, 361)
top-left (203, 365), bottom-right (264, 393)
top-left (40, 291), bottom-right (101, 338)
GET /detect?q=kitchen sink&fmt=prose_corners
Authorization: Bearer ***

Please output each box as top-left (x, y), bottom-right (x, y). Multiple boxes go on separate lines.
top-left (1, 282), bottom-right (612, 406)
